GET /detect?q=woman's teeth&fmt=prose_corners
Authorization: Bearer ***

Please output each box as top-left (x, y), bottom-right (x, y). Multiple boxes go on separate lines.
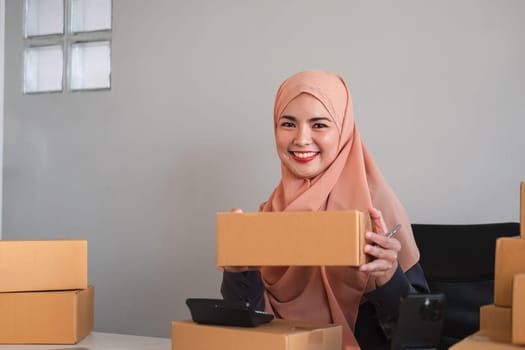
top-left (293, 152), bottom-right (317, 158)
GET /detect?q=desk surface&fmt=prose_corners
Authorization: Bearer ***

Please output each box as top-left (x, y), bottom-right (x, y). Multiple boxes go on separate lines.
top-left (0, 332), bottom-right (171, 350)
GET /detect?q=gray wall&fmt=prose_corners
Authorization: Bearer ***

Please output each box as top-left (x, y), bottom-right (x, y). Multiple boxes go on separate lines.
top-left (0, 0), bottom-right (4, 238)
top-left (3, 0), bottom-right (525, 338)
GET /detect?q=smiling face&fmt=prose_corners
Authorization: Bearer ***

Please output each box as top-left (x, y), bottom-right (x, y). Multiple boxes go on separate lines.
top-left (275, 93), bottom-right (340, 180)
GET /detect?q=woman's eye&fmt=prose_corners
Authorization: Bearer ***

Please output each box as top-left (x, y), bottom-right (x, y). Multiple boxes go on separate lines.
top-left (313, 123), bottom-right (328, 129)
top-left (280, 122), bottom-right (295, 128)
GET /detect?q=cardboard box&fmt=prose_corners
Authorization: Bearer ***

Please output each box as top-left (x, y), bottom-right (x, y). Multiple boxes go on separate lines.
top-left (479, 304), bottom-right (511, 331)
top-left (217, 210), bottom-right (371, 266)
top-left (494, 237), bottom-right (525, 307)
top-left (0, 285), bottom-right (94, 344)
top-left (512, 273), bottom-right (525, 344)
top-left (450, 330), bottom-right (523, 349)
top-left (520, 181), bottom-right (525, 238)
top-left (172, 319), bottom-right (342, 350)
top-left (0, 240), bottom-right (88, 292)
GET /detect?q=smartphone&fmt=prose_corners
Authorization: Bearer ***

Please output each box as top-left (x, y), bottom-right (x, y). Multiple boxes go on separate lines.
top-left (390, 293), bottom-right (446, 350)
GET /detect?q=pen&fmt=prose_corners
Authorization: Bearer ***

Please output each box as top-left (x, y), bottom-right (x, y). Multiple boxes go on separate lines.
top-left (386, 224), bottom-right (401, 239)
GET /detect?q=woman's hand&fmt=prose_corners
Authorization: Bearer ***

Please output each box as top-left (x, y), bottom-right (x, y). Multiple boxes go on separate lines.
top-left (358, 207), bottom-right (401, 287)
top-left (221, 208), bottom-right (260, 273)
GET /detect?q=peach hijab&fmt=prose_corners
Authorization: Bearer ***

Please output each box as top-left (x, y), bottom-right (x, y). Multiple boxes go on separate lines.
top-left (260, 70), bottom-right (420, 349)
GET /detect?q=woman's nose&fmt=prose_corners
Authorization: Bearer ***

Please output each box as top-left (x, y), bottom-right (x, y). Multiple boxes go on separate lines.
top-left (293, 126), bottom-right (312, 146)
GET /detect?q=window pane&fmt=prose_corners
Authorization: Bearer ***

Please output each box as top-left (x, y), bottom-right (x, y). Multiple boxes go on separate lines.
top-left (70, 41), bottom-right (111, 90)
top-left (24, 45), bottom-right (64, 93)
top-left (70, 0), bottom-right (112, 33)
top-left (25, 0), bottom-right (64, 37)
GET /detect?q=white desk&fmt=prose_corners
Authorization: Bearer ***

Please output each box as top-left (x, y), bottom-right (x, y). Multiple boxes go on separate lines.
top-left (0, 332), bottom-right (171, 350)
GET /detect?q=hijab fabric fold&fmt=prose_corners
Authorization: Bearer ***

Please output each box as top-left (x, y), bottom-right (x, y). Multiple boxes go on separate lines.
top-left (260, 70), bottom-right (419, 350)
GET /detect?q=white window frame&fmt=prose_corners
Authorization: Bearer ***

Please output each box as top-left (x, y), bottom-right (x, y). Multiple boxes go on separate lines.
top-left (23, 0), bottom-right (112, 94)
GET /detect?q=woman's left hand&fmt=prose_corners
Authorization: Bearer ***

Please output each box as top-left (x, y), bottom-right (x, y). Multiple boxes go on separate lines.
top-left (358, 207), bottom-right (401, 287)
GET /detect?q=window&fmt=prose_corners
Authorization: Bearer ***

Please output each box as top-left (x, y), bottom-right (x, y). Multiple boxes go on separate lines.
top-left (23, 0), bottom-right (112, 94)
top-left (24, 45), bottom-right (63, 93)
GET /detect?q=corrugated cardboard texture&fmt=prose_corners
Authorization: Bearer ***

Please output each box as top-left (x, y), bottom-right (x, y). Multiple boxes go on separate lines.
top-left (217, 210), bottom-right (371, 266)
top-left (450, 330), bottom-right (524, 349)
top-left (520, 181), bottom-right (525, 238)
top-left (479, 304), bottom-right (511, 331)
top-left (512, 273), bottom-right (525, 344)
top-left (0, 286), bottom-right (94, 344)
top-left (494, 237), bottom-right (525, 307)
top-left (0, 240), bottom-right (88, 292)
top-left (171, 319), bottom-right (342, 350)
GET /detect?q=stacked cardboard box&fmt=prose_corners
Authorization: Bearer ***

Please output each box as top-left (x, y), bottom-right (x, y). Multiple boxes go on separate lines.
top-left (0, 240), bottom-right (94, 344)
top-left (451, 181), bottom-right (525, 349)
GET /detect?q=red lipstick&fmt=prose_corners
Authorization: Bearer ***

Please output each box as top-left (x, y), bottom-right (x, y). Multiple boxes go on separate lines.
top-left (290, 152), bottom-right (318, 163)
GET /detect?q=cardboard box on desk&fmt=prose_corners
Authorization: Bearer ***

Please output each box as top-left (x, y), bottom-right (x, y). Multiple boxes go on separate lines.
top-left (217, 210), bottom-right (371, 266)
top-left (494, 237), bottom-right (525, 307)
top-left (449, 330), bottom-right (523, 349)
top-left (0, 285), bottom-right (94, 344)
top-left (512, 273), bottom-right (525, 345)
top-left (479, 276), bottom-right (525, 345)
top-left (0, 240), bottom-right (87, 292)
top-left (172, 319), bottom-right (342, 350)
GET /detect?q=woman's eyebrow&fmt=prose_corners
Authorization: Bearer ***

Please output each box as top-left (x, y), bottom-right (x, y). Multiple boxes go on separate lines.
top-left (310, 117), bottom-right (332, 123)
top-left (278, 116), bottom-right (332, 122)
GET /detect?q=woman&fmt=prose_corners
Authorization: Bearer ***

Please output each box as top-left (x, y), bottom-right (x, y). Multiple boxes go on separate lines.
top-left (221, 70), bottom-right (428, 350)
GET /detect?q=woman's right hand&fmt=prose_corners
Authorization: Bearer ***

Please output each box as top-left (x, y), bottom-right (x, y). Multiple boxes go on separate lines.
top-left (221, 208), bottom-right (260, 273)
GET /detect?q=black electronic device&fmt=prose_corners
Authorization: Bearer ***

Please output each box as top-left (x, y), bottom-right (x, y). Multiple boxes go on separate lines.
top-left (390, 293), bottom-right (447, 350)
top-left (186, 298), bottom-right (274, 327)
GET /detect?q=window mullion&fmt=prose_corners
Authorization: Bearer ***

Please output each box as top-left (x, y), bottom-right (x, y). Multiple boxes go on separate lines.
top-left (64, 0), bottom-right (70, 92)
